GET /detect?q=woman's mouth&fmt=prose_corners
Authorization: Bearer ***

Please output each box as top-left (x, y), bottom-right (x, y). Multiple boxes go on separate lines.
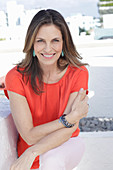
top-left (41, 53), bottom-right (56, 59)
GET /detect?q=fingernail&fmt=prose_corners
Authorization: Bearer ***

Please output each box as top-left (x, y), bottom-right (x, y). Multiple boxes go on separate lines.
top-left (80, 88), bottom-right (84, 91)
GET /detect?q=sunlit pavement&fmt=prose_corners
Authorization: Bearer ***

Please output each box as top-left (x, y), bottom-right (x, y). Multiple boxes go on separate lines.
top-left (77, 40), bottom-right (113, 118)
top-left (76, 39), bottom-right (113, 67)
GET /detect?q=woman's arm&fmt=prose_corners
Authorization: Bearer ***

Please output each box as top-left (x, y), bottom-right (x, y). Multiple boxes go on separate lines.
top-left (10, 122), bottom-right (79, 170)
top-left (10, 89), bottom-right (88, 170)
top-left (8, 88), bottom-right (88, 145)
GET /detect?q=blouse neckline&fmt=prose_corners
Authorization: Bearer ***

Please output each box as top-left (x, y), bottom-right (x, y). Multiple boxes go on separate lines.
top-left (43, 65), bottom-right (70, 86)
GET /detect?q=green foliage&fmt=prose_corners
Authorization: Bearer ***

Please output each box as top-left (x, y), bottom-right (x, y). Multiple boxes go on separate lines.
top-left (100, 17), bottom-right (103, 23)
top-left (100, 0), bottom-right (113, 2)
top-left (79, 27), bottom-right (85, 35)
top-left (100, 3), bottom-right (113, 6)
top-left (86, 31), bottom-right (90, 35)
top-left (0, 38), bottom-right (6, 41)
top-left (79, 27), bottom-right (91, 36)
top-left (98, 0), bottom-right (113, 14)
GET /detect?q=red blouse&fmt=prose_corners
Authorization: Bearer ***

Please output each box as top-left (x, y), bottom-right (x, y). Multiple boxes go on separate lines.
top-left (5, 65), bottom-right (89, 169)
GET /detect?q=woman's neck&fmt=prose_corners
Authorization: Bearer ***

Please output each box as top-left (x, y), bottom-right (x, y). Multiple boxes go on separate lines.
top-left (42, 64), bottom-right (68, 84)
top-left (41, 62), bottom-right (58, 76)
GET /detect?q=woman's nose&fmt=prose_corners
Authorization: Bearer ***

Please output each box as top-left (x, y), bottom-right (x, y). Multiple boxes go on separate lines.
top-left (44, 43), bottom-right (52, 52)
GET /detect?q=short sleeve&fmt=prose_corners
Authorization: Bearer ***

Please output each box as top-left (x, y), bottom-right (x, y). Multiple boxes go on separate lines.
top-left (71, 66), bottom-right (89, 94)
top-left (4, 67), bottom-right (25, 98)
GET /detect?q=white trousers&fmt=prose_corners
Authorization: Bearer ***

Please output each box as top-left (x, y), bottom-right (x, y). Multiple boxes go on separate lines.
top-left (31, 136), bottom-right (85, 170)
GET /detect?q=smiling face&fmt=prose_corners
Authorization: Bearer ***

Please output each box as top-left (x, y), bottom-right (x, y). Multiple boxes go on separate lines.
top-left (34, 24), bottom-right (63, 68)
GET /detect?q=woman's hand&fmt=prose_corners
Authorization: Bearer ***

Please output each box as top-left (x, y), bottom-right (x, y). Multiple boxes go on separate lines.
top-left (0, 76), bottom-right (5, 88)
top-left (10, 149), bottom-right (36, 170)
top-left (67, 88), bottom-right (89, 124)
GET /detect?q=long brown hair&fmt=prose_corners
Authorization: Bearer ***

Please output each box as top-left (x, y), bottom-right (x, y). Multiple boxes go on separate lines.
top-left (17, 9), bottom-right (87, 95)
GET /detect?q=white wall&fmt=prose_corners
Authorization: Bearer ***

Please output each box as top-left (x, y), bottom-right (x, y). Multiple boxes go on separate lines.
top-left (103, 14), bottom-right (113, 28)
top-left (0, 114), bottom-right (18, 170)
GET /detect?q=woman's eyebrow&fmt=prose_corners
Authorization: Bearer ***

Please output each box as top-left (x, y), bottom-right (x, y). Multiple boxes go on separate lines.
top-left (36, 37), bottom-right (44, 40)
top-left (52, 37), bottom-right (61, 39)
top-left (35, 37), bottom-right (62, 41)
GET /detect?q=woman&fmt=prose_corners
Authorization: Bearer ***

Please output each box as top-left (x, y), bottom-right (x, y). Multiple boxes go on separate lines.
top-left (4, 9), bottom-right (89, 170)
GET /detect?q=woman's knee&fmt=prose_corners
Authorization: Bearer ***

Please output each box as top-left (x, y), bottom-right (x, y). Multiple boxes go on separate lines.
top-left (39, 152), bottom-right (65, 170)
top-left (39, 137), bottom-right (85, 170)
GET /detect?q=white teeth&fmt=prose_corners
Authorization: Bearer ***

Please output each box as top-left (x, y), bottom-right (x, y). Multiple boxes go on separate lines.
top-left (44, 55), bottom-right (53, 58)
top-left (42, 54), bottom-right (55, 58)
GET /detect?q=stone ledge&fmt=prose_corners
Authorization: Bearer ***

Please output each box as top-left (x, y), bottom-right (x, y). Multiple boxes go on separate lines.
top-left (79, 117), bottom-right (113, 132)
top-left (80, 131), bottom-right (113, 138)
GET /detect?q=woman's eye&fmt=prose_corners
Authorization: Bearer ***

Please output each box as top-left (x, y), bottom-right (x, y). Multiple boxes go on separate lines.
top-left (53, 39), bottom-right (59, 42)
top-left (37, 39), bottom-right (43, 43)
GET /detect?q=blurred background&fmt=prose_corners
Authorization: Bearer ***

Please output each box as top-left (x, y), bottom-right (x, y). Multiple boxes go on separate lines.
top-left (0, 0), bottom-right (113, 42)
top-left (0, 2), bottom-right (113, 170)
top-left (0, 0), bottom-right (113, 117)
